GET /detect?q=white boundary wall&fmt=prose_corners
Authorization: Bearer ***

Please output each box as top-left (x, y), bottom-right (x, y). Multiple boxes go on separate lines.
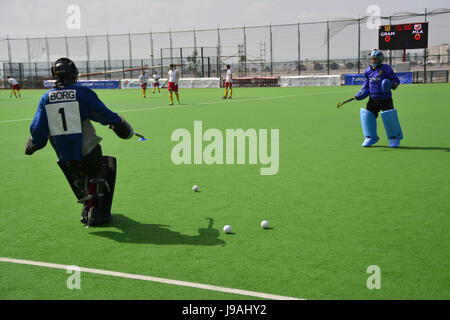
top-left (120, 78), bottom-right (220, 89)
top-left (280, 75), bottom-right (341, 87)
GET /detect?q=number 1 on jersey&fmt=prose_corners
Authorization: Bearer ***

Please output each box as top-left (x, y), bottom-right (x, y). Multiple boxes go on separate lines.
top-left (58, 107), bottom-right (68, 131)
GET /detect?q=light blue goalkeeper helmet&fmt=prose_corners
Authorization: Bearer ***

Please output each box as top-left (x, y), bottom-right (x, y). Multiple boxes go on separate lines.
top-left (370, 50), bottom-right (384, 69)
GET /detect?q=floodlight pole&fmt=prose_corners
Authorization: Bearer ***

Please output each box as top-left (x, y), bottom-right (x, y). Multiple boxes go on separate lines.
top-left (150, 32), bottom-right (154, 66)
top-left (26, 36), bottom-right (31, 76)
top-left (45, 36), bottom-right (51, 76)
top-left (106, 33), bottom-right (111, 72)
top-left (65, 34), bottom-right (70, 59)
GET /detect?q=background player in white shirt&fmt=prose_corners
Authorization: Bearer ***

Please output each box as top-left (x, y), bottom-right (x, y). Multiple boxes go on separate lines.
top-left (152, 71), bottom-right (161, 94)
top-left (223, 65), bottom-right (232, 99)
top-left (167, 64), bottom-right (180, 105)
top-left (8, 76), bottom-right (22, 98)
top-left (139, 71), bottom-right (149, 98)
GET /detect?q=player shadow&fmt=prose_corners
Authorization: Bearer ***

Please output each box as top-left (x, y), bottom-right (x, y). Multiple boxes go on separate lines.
top-left (88, 215), bottom-right (226, 246)
top-left (372, 146), bottom-right (450, 152)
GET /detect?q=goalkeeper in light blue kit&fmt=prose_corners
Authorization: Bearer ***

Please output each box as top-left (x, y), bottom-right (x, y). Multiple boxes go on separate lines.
top-left (25, 58), bottom-right (134, 227)
top-left (355, 50), bottom-right (403, 148)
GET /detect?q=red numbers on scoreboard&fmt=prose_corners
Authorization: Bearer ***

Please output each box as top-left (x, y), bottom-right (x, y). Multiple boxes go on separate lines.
top-left (396, 24), bottom-right (413, 31)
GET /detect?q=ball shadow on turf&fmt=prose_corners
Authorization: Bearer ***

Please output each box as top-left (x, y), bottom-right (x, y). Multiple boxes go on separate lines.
top-left (88, 214), bottom-right (226, 246)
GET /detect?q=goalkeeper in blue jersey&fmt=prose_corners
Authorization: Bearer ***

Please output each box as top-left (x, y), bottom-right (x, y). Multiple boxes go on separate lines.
top-left (355, 50), bottom-right (403, 148)
top-left (25, 58), bottom-right (134, 227)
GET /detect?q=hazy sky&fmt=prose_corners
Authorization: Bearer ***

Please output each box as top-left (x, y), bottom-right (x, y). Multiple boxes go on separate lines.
top-left (1, 0), bottom-right (449, 37)
top-left (0, 0), bottom-right (448, 62)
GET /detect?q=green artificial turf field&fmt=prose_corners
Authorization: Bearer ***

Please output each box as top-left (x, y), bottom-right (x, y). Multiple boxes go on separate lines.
top-left (0, 84), bottom-right (449, 300)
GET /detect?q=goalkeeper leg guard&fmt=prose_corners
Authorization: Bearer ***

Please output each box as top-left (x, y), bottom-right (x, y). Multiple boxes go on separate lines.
top-left (381, 109), bottom-right (403, 148)
top-left (360, 108), bottom-right (379, 147)
top-left (85, 156), bottom-right (117, 227)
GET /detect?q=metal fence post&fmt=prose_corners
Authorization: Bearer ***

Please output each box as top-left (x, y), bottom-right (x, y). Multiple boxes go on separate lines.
top-left (389, 16), bottom-right (392, 66)
top-left (297, 21), bottom-right (301, 75)
top-left (160, 48), bottom-right (163, 77)
top-left (424, 8), bottom-right (427, 83)
top-left (243, 26), bottom-right (247, 76)
top-left (128, 32), bottom-right (132, 78)
top-left (19, 63), bottom-right (23, 85)
top-left (201, 47), bottom-right (204, 77)
top-left (85, 35), bottom-right (90, 80)
top-left (208, 57), bottom-right (211, 77)
top-left (327, 20), bottom-right (330, 75)
top-left (357, 17), bottom-right (361, 74)
top-left (217, 46), bottom-right (220, 78)
top-left (180, 48), bottom-right (183, 78)
top-left (269, 25), bottom-right (273, 76)
top-left (217, 27), bottom-right (221, 78)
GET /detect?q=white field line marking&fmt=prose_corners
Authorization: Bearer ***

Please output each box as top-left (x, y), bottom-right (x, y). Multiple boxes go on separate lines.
top-left (0, 89), bottom-right (355, 124)
top-left (0, 257), bottom-right (304, 300)
top-left (115, 89), bottom-right (355, 114)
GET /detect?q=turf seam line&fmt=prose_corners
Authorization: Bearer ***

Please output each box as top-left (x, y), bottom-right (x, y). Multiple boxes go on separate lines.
top-left (0, 257), bottom-right (304, 300)
top-left (0, 89), bottom-right (355, 124)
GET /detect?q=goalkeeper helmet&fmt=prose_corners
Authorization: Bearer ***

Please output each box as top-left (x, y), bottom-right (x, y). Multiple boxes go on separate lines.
top-left (51, 58), bottom-right (79, 87)
top-left (370, 50), bottom-right (384, 69)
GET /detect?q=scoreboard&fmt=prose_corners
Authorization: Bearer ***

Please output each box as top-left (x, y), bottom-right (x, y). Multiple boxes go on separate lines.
top-left (378, 22), bottom-right (428, 50)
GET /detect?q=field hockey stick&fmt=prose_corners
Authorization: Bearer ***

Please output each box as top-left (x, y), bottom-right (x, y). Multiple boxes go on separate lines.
top-left (337, 97), bottom-right (355, 109)
top-left (133, 131), bottom-right (147, 141)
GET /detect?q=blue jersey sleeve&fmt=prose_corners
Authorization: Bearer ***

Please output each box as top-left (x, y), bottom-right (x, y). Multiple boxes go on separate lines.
top-left (82, 89), bottom-right (121, 126)
top-left (385, 65), bottom-right (400, 87)
top-left (355, 70), bottom-right (370, 100)
top-left (29, 95), bottom-right (50, 147)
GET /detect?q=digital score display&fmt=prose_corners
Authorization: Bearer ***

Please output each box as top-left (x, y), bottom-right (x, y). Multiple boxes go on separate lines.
top-left (378, 22), bottom-right (428, 50)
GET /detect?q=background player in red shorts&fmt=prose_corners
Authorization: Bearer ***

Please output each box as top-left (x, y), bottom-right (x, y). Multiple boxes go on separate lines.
top-left (8, 76), bottom-right (22, 98)
top-left (139, 71), bottom-right (149, 98)
top-left (167, 64), bottom-right (180, 105)
top-left (223, 65), bottom-right (233, 99)
top-left (152, 71), bottom-right (161, 94)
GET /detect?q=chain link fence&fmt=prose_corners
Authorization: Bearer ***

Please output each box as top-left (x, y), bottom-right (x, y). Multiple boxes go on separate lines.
top-left (1, 9), bottom-right (449, 88)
